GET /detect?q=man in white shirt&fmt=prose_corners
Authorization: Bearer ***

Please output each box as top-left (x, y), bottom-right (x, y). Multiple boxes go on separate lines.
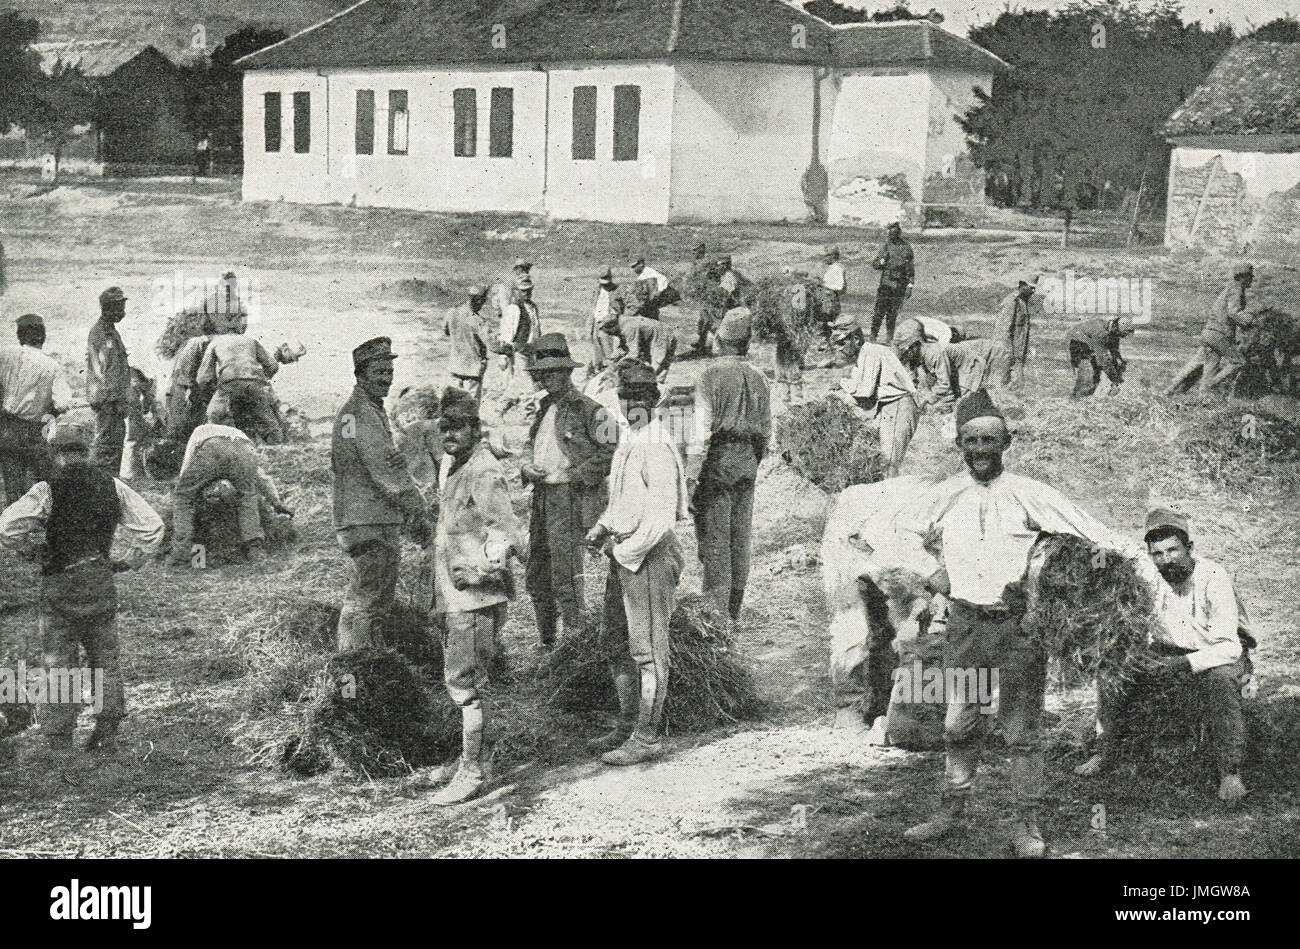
top-left (0, 314), bottom-right (73, 504)
top-left (589, 267), bottom-right (621, 372)
top-left (837, 340), bottom-right (920, 478)
top-left (899, 388), bottom-right (1139, 857)
top-left (1074, 507), bottom-right (1252, 805)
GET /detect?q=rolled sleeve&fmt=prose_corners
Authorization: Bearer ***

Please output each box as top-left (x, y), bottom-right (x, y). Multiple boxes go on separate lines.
top-left (114, 479), bottom-right (165, 555)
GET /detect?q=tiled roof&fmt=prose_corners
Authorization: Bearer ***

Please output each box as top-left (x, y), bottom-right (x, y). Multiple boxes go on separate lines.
top-left (1165, 41), bottom-right (1300, 137)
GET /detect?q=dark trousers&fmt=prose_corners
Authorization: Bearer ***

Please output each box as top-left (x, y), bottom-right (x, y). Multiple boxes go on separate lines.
top-left (692, 441), bottom-right (758, 620)
top-left (207, 380), bottom-right (284, 444)
top-left (1069, 340), bottom-right (1102, 398)
top-left (91, 401), bottom-right (127, 474)
top-left (38, 561), bottom-right (124, 740)
top-left (871, 283), bottom-right (908, 343)
top-left (337, 534), bottom-right (400, 651)
top-left (1097, 651), bottom-right (1248, 778)
top-left (0, 414), bottom-right (51, 505)
top-left (525, 482), bottom-right (586, 644)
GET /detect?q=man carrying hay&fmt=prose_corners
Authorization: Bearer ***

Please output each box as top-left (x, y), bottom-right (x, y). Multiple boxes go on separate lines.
top-left (196, 315), bottom-right (285, 444)
top-left (0, 314), bottom-right (72, 505)
top-left (899, 388), bottom-right (1138, 858)
top-left (429, 387), bottom-right (525, 805)
top-left (1074, 507), bottom-right (1253, 806)
top-left (0, 425), bottom-right (164, 752)
top-left (686, 309), bottom-right (771, 621)
top-left (1166, 262), bottom-right (1256, 399)
top-left (870, 222), bottom-right (914, 344)
top-left (836, 339), bottom-right (919, 478)
top-left (332, 337), bottom-right (431, 651)
top-left (585, 361), bottom-right (689, 765)
top-left (443, 284), bottom-right (493, 406)
top-left (86, 286), bottom-right (133, 475)
top-left (1067, 316), bottom-right (1135, 399)
top-left (520, 334), bottom-right (616, 649)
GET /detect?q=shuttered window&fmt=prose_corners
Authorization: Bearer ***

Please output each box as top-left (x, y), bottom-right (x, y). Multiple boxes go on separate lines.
top-left (571, 86), bottom-right (596, 161)
top-left (388, 89), bottom-right (409, 155)
top-left (612, 85), bottom-right (640, 161)
top-left (292, 91), bottom-right (310, 153)
top-left (489, 87), bottom-right (513, 158)
top-left (453, 88), bottom-right (476, 157)
top-left (355, 90), bottom-right (374, 154)
top-left (263, 92), bottom-right (281, 152)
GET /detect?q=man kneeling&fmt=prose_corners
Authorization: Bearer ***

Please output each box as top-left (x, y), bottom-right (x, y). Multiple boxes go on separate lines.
top-left (1075, 507), bottom-right (1253, 805)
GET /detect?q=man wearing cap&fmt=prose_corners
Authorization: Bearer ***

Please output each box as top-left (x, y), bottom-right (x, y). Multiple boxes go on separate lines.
top-left (86, 287), bottom-right (132, 474)
top-left (1074, 507), bottom-right (1253, 806)
top-left (602, 294), bottom-right (676, 380)
top-left (167, 419), bottom-right (293, 567)
top-left (589, 267), bottom-right (622, 373)
top-left (838, 338), bottom-right (920, 478)
top-left (819, 247), bottom-right (847, 322)
top-left (1068, 315), bottom-right (1135, 399)
top-left (520, 333), bottom-right (616, 648)
top-left (898, 388), bottom-right (1140, 857)
top-left (871, 223), bottom-right (915, 344)
top-left (993, 277), bottom-right (1037, 389)
top-left (0, 425), bottom-right (164, 752)
top-left (0, 314), bottom-right (72, 505)
top-left (196, 313), bottom-right (284, 444)
top-left (443, 285), bottom-right (493, 405)
top-left (429, 386), bottom-right (526, 804)
top-left (1167, 263), bottom-right (1256, 398)
top-left (687, 307), bottom-right (771, 620)
top-left (495, 274), bottom-right (541, 411)
top-left (585, 360), bottom-right (689, 765)
top-left (332, 337), bottom-right (431, 651)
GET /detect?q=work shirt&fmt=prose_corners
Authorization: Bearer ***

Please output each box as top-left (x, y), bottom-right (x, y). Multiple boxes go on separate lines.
top-left (993, 291), bottom-right (1034, 353)
top-left (86, 320), bottom-right (130, 407)
top-left (840, 342), bottom-right (917, 411)
top-left (443, 303), bottom-right (491, 379)
top-left (332, 385), bottom-right (426, 532)
top-left (1135, 556), bottom-right (1247, 674)
top-left (171, 335), bottom-right (211, 388)
top-left (0, 345), bottom-right (72, 422)
top-left (599, 418), bottom-right (689, 572)
top-left (899, 470), bottom-right (1134, 608)
top-left (532, 403), bottom-right (573, 485)
top-left (719, 269), bottom-right (741, 297)
top-left (181, 423), bottom-right (282, 505)
top-left (592, 286), bottom-right (614, 334)
top-left (637, 267), bottom-right (670, 295)
top-left (873, 239), bottom-right (915, 288)
top-left (197, 334), bottom-right (279, 386)
top-left (1200, 286), bottom-right (1253, 353)
top-left (1069, 318), bottom-right (1124, 378)
top-left (914, 341), bottom-right (955, 409)
top-left (688, 355), bottom-right (771, 480)
top-left (435, 441), bottom-right (522, 614)
top-left (916, 316), bottom-right (954, 346)
top-left (945, 338), bottom-right (996, 383)
top-left (822, 261), bottom-right (847, 294)
top-left (0, 476), bottom-right (164, 558)
top-left (499, 298), bottom-right (541, 353)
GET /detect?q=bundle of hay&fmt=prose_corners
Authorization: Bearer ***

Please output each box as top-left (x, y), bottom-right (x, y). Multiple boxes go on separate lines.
top-left (1022, 534), bottom-right (1160, 683)
top-left (773, 397), bottom-right (887, 493)
top-left (745, 273), bottom-right (822, 349)
top-left (1180, 406), bottom-right (1300, 489)
top-left (533, 594), bottom-right (763, 732)
top-left (155, 310), bottom-right (212, 360)
top-left (283, 647), bottom-right (462, 777)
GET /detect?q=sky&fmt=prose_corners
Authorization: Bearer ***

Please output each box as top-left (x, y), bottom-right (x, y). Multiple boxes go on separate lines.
top-left (852, 0), bottom-right (1300, 35)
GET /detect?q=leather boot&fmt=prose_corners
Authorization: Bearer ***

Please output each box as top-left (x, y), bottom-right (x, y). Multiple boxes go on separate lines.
top-left (904, 795), bottom-right (967, 842)
top-left (432, 703), bottom-right (486, 806)
top-left (601, 668), bottom-right (665, 766)
top-left (1011, 809), bottom-right (1046, 858)
top-left (588, 672), bottom-right (637, 754)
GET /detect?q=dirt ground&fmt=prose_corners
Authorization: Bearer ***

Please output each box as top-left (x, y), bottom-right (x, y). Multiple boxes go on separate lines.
top-left (0, 175), bottom-right (1297, 859)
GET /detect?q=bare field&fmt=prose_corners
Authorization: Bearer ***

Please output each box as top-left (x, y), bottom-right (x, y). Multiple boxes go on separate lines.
top-left (0, 177), bottom-right (1297, 859)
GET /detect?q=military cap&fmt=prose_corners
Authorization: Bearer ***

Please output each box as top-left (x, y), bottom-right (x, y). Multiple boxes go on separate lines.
top-left (49, 426), bottom-right (90, 451)
top-left (954, 388), bottom-right (1004, 431)
top-left (1144, 506), bottom-right (1191, 544)
top-left (99, 286), bottom-right (127, 306)
top-left (14, 313), bottom-right (44, 331)
top-left (715, 307), bottom-right (753, 343)
top-left (616, 359), bottom-right (659, 391)
top-left (439, 386), bottom-right (480, 426)
top-left (468, 284), bottom-right (488, 299)
top-left (598, 266), bottom-right (615, 285)
top-left (352, 336), bottom-right (398, 370)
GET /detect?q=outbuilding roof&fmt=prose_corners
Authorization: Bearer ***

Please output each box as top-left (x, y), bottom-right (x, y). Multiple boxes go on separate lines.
top-left (1164, 41), bottom-right (1300, 137)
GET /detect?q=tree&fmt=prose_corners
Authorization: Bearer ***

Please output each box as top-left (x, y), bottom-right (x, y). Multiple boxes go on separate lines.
top-left (24, 62), bottom-right (95, 180)
top-left (184, 25), bottom-right (287, 162)
top-left (802, 1), bottom-right (941, 25)
top-left (1249, 16), bottom-right (1300, 42)
top-left (0, 11), bottom-right (42, 132)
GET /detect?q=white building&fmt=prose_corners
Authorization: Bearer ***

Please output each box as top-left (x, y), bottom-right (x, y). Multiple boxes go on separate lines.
top-left (1164, 41), bottom-right (1300, 252)
top-left (238, 0), bottom-right (1004, 225)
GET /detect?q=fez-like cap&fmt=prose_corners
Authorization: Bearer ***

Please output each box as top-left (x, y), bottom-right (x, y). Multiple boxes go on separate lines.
top-left (99, 286), bottom-right (127, 306)
top-left (439, 386), bottom-right (480, 426)
top-left (716, 307), bottom-right (753, 343)
top-left (598, 266), bottom-right (615, 285)
top-left (1144, 506), bottom-right (1190, 544)
top-left (892, 318), bottom-right (925, 350)
top-left (954, 388), bottom-right (1004, 431)
top-left (616, 358), bottom-right (658, 391)
top-left (512, 258), bottom-right (532, 271)
top-left (528, 332), bottom-right (580, 372)
top-left (352, 336), bottom-right (398, 370)
top-left (49, 425), bottom-right (90, 451)
top-left (15, 313), bottom-right (44, 331)
top-left (1234, 261), bottom-right (1254, 279)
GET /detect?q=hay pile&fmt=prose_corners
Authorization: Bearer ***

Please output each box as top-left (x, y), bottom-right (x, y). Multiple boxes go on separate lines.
top-left (533, 594), bottom-right (763, 732)
top-left (773, 397), bottom-right (887, 492)
top-left (1181, 407), bottom-right (1300, 489)
top-left (1023, 534), bottom-right (1160, 684)
top-left (155, 310), bottom-right (211, 360)
top-left (746, 273), bottom-right (822, 348)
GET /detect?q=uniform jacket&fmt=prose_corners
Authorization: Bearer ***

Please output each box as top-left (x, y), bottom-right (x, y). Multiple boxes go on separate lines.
top-left (198, 334), bottom-right (279, 386)
top-left (872, 239), bottom-right (915, 288)
top-left (523, 387), bottom-right (616, 529)
top-left (1200, 286), bottom-right (1253, 353)
top-left (332, 385), bottom-right (426, 530)
top-left (86, 320), bottom-right (131, 407)
top-left (435, 441), bottom-right (524, 613)
top-left (443, 303), bottom-right (491, 379)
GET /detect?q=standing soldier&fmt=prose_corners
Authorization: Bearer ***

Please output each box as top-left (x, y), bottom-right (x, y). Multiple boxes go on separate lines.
top-left (870, 222), bottom-right (915, 344)
top-left (838, 338), bottom-right (920, 478)
top-left (0, 314), bottom-right (72, 505)
top-left (86, 286), bottom-right (132, 474)
top-left (993, 277), bottom-right (1037, 389)
top-left (443, 284), bottom-right (492, 406)
top-left (519, 334), bottom-right (616, 649)
top-left (196, 316), bottom-right (284, 443)
top-left (686, 309), bottom-right (771, 621)
top-left (589, 267), bottom-right (622, 373)
top-left (429, 387), bottom-right (526, 805)
top-left (899, 389), bottom-right (1140, 858)
top-left (495, 275), bottom-right (542, 412)
top-left (585, 360), bottom-right (689, 765)
top-left (331, 337), bottom-right (431, 651)
top-left (819, 246), bottom-right (847, 323)
top-left (1068, 316), bottom-right (1135, 399)
top-left (0, 426), bottom-right (164, 752)
top-left (1167, 262), bottom-right (1256, 398)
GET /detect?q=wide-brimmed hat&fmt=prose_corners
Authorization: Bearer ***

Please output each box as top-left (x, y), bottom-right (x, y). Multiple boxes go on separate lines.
top-left (528, 333), bottom-right (580, 372)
